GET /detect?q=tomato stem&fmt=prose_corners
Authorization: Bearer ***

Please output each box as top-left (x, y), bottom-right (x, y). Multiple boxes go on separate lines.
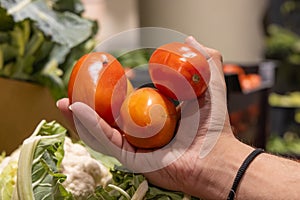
top-left (192, 74), bottom-right (200, 83)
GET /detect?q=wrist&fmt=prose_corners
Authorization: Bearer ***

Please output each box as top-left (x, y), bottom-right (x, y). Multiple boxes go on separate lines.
top-left (184, 134), bottom-right (254, 199)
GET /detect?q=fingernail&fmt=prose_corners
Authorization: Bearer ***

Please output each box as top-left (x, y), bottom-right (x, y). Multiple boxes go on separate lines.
top-left (68, 105), bottom-right (73, 111)
top-left (56, 99), bottom-right (61, 108)
top-left (188, 35), bottom-right (195, 41)
top-left (186, 37), bottom-right (210, 59)
top-left (186, 35), bottom-right (196, 43)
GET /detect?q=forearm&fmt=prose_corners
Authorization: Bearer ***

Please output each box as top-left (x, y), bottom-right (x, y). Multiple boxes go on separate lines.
top-left (187, 135), bottom-right (300, 200)
top-left (237, 151), bottom-right (300, 200)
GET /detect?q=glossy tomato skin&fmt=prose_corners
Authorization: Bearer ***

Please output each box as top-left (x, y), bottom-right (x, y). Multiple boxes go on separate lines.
top-left (68, 52), bottom-right (127, 126)
top-left (148, 42), bottom-right (210, 100)
top-left (68, 54), bottom-right (89, 103)
top-left (119, 87), bottom-right (178, 149)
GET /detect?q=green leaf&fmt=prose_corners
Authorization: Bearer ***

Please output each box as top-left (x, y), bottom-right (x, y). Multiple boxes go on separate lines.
top-left (0, 43), bottom-right (17, 62)
top-left (10, 24), bottom-right (25, 57)
top-left (0, 62), bottom-right (14, 76)
top-left (51, 0), bottom-right (84, 15)
top-left (116, 48), bottom-right (154, 68)
top-left (0, 0), bottom-right (98, 101)
top-left (0, 7), bottom-right (14, 31)
top-left (88, 166), bottom-right (201, 200)
top-left (1, 0), bottom-right (95, 48)
top-left (265, 24), bottom-right (300, 63)
top-left (20, 19), bottom-right (31, 45)
top-left (85, 144), bottom-right (121, 170)
top-left (16, 120), bottom-right (73, 200)
top-left (0, 31), bottom-right (11, 43)
top-left (47, 43), bottom-right (71, 65)
top-left (0, 48), bottom-right (3, 70)
top-left (88, 186), bottom-right (118, 200)
top-left (11, 54), bottom-right (35, 79)
top-left (34, 57), bottom-right (67, 100)
top-left (24, 27), bottom-right (44, 56)
top-left (32, 40), bottom-right (54, 66)
top-left (33, 42), bottom-right (71, 99)
top-left (146, 187), bottom-right (185, 200)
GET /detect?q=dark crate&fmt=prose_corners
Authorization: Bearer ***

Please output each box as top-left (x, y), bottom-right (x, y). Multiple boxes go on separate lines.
top-left (226, 61), bottom-right (276, 148)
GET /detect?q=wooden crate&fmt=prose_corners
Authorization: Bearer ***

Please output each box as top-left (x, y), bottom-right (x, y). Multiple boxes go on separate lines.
top-left (0, 78), bottom-right (73, 154)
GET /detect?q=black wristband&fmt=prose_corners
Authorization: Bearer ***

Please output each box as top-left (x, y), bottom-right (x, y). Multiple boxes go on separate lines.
top-left (227, 148), bottom-right (264, 200)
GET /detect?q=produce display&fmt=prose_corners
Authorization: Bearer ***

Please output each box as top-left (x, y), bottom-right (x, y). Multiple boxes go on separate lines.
top-left (0, 0), bottom-right (98, 100)
top-left (223, 64), bottom-right (261, 92)
top-left (266, 131), bottom-right (300, 156)
top-left (265, 24), bottom-right (300, 66)
top-left (267, 92), bottom-right (300, 156)
top-left (0, 40), bottom-right (209, 199)
top-left (0, 120), bottom-right (199, 199)
top-left (269, 92), bottom-right (300, 108)
top-left (68, 42), bottom-right (210, 149)
top-left (3, 1), bottom-right (300, 198)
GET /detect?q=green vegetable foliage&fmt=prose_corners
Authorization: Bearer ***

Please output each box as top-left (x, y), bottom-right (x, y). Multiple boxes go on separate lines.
top-left (16, 120), bottom-right (73, 200)
top-left (0, 0), bottom-right (98, 100)
top-left (88, 167), bottom-right (200, 200)
top-left (1, 120), bottom-right (201, 200)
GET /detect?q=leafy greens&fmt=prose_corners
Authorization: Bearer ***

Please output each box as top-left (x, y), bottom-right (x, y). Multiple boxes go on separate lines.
top-left (0, 0), bottom-right (98, 100)
top-left (1, 120), bottom-right (200, 200)
top-left (16, 120), bottom-right (73, 200)
top-left (88, 167), bottom-right (199, 200)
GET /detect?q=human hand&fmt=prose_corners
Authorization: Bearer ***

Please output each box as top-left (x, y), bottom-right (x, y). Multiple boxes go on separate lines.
top-left (57, 36), bottom-right (237, 198)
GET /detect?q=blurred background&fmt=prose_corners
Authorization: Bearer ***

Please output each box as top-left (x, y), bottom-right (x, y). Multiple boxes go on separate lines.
top-left (1, 0), bottom-right (300, 158)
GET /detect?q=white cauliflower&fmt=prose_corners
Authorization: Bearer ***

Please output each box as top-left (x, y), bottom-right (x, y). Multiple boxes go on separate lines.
top-left (60, 137), bottom-right (112, 199)
top-left (0, 149), bottom-right (20, 174)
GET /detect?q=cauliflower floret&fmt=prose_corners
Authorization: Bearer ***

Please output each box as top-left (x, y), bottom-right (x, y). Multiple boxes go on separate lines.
top-left (60, 137), bottom-right (111, 199)
top-left (0, 148), bottom-right (20, 174)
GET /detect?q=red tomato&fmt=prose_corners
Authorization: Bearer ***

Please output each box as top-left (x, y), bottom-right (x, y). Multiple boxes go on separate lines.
top-left (68, 52), bottom-right (127, 126)
top-left (68, 54), bottom-right (89, 102)
top-left (119, 87), bottom-right (178, 149)
top-left (148, 42), bottom-right (210, 100)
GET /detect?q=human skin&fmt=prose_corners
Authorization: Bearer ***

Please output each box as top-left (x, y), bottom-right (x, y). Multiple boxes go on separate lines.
top-left (57, 36), bottom-right (300, 200)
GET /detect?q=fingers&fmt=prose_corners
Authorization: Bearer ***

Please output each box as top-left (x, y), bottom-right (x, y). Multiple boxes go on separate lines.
top-left (185, 36), bottom-right (223, 72)
top-left (184, 35), bottom-right (226, 94)
top-left (68, 102), bottom-right (174, 173)
top-left (184, 36), bottom-right (230, 158)
top-left (57, 99), bottom-right (124, 150)
top-left (56, 98), bottom-right (71, 117)
top-left (56, 98), bottom-right (75, 129)
top-left (185, 36), bottom-right (210, 59)
top-left (72, 115), bottom-right (111, 155)
top-left (69, 102), bottom-right (124, 147)
top-left (56, 98), bottom-right (112, 154)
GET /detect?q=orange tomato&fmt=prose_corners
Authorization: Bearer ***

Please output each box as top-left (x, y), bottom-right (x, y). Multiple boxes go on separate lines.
top-left (240, 74), bottom-right (261, 91)
top-left (223, 64), bottom-right (261, 91)
top-left (247, 74), bottom-right (261, 89)
top-left (119, 87), bottom-right (178, 149)
top-left (223, 64), bottom-right (245, 75)
top-left (148, 42), bottom-right (210, 100)
top-left (68, 52), bottom-right (127, 126)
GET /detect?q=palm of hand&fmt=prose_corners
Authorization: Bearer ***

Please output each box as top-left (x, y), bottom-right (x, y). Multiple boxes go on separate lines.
top-left (57, 36), bottom-right (231, 194)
